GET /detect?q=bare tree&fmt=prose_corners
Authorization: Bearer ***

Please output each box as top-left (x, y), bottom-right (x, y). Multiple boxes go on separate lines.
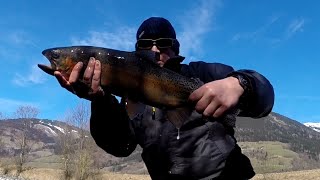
top-left (70, 102), bottom-right (90, 150)
top-left (13, 105), bottom-right (39, 174)
top-left (0, 111), bottom-right (9, 120)
top-left (57, 109), bottom-right (79, 180)
top-left (0, 112), bottom-right (5, 170)
top-left (58, 101), bottom-right (101, 180)
top-left (72, 102), bottom-right (102, 180)
top-left (15, 123), bottom-right (31, 173)
top-left (0, 111), bottom-right (4, 145)
top-left (14, 106), bottom-right (39, 119)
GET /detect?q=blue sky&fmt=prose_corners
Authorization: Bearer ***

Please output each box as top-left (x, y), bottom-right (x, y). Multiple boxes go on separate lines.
top-left (0, 0), bottom-right (319, 123)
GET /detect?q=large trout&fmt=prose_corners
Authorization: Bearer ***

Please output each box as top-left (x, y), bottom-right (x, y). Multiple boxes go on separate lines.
top-left (38, 46), bottom-right (238, 128)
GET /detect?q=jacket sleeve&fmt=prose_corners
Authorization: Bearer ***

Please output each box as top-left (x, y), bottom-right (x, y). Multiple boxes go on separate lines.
top-left (90, 94), bottom-right (137, 157)
top-left (186, 61), bottom-right (275, 118)
top-left (227, 69), bottom-right (275, 118)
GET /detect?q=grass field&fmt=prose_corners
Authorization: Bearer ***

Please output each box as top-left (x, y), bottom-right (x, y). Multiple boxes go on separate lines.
top-left (253, 169), bottom-right (320, 180)
top-left (1, 168), bottom-right (320, 180)
top-left (239, 141), bottom-right (302, 173)
top-left (1, 141), bottom-right (319, 179)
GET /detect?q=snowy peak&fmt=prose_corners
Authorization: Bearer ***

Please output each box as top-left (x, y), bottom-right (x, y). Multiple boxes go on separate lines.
top-left (304, 122), bottom-right (320, 133)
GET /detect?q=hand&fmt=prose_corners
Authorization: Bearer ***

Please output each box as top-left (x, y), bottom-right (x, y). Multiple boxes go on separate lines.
top-left (189, 77), bottom-right (244, 118)
top-left (54, 57), bottom-right (105, 101)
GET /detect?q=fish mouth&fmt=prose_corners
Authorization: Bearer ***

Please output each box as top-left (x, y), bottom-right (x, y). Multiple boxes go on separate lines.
top-left (38, 49), bottom-right (58, 76)
top-left (37, 64), bottom-right (55, 76)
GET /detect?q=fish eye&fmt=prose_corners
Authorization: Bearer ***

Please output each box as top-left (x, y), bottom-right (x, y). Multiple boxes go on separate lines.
top-left (51, 51), bottom-right (60, 59)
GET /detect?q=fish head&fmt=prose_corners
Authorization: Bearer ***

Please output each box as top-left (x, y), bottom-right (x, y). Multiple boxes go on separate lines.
top-left (38, 46), bottom-right (89, 78)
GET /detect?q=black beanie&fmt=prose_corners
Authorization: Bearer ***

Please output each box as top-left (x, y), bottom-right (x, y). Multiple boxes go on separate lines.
top-left (136, 17), bottom-right (180, 55)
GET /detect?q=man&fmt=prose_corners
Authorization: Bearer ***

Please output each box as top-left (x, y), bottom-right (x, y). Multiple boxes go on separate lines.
top-left (54, 17), bottom-right (274, 180)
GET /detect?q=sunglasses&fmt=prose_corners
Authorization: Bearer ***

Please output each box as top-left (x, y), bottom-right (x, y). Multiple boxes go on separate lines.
top-left (136, 38), bottom-right (176, 50)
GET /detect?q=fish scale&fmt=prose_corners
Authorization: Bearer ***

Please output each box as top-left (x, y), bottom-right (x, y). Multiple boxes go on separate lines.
top-left (38, 46), bottom-right (201, 128)
top-left (38, 45), bottom-right (238, 128)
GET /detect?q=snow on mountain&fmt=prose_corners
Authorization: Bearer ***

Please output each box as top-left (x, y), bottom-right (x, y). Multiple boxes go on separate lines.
top-left (304, 122), bottom-right (320, 133)
top-left (33, 124), bottom-right (58, 137)
top-left (53, 125), bottom-right (65, 134)
top-left (36, 120), bottom-right (67, 135)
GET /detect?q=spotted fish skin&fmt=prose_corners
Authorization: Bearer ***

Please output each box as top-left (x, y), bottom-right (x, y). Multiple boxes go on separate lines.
top-left (38, 45), bottom-right (202, 112)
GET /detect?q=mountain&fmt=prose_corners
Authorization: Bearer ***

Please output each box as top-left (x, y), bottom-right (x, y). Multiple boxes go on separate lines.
top-left (304, 122), bottom-right (320, 133)
top-left (235, 112), bottom-right (320, 160)
top-left (0, 118), bottom-right (146, 174)
top-left (0, 118), bottom-right (77, 157)
top-left (0, 112), bottom-right (320, 174)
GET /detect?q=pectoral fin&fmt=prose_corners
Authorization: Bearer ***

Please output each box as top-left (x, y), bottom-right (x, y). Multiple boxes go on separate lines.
top-left (165, 107), bottom-right (193, 129)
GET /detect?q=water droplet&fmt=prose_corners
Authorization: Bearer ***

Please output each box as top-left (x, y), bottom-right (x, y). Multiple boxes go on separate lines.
top-left (177, 128), bottom-right (180, 140)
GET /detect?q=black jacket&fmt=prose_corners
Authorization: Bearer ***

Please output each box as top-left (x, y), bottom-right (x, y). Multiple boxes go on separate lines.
top-left (90, 61), bottom-right (275, 180)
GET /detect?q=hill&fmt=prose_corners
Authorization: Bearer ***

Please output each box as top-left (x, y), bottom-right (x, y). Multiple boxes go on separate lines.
top-left (0, 112), bottom-right (320, 174)
top-left (235, 112), bottom-right (320, 160)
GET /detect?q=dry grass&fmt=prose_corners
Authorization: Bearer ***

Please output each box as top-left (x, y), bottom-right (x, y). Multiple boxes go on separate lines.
top-left (15, 168), bottom-right (151, 180)
top-left (1, 168), bottom-right (320, 180)
top-left (20, 168), bottom-right (62, 180)
top-left (100, 173), bottom-right (151, 180)
top-left (253, 169), bottom-right (320, 180)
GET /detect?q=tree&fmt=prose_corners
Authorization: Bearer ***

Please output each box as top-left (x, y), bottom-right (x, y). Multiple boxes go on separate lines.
top-left (13, 105), bottom-right (39, 174)
top-left (14, 106), bottom-right (39, 119)
top-left (57, 113), bottom-right (77, 180)
top-left (0, 111), bottom-right (5, 171)
top-left (58, 101), bottom-right (101, 180)
top-left (0, 111), bottom-right (4, 146)
top-left (0, 111), bottom-right (9, 120)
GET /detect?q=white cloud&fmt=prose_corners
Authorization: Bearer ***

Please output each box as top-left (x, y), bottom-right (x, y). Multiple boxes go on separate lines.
top-left (71, 27), bottom-right (136, 51)
top-left (9, 31), bottom-right (29, 45)
top-left (231, 16), bottom-right (305, 44)
top-left (6, 31), bottom-right (39, 48)
top-left (12, 64), bottom-right (47, 86)
top-left (231, 15), bottom-right (280, 42)
top-left (0, 98), bottom-right (39, 117)
top-left (178, 0), bottom-right (221, 60)
top-left (285, 18), bottom-right (305, 38)
top-left (70, 0), bottom-right (220, 62)
top-left (70, 0), bottom-right (221, 62)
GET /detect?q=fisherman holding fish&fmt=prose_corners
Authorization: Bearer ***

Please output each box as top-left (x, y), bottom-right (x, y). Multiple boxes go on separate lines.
top-left (50, 17), bottom-right (274, 180)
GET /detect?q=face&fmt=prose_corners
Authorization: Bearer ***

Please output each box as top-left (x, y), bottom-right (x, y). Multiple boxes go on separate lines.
top-left (150, 46), bottom-right (175, 67)
top-left (136, 38), bottom-right (176, 67)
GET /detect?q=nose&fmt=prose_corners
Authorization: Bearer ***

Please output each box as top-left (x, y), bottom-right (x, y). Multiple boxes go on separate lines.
top-left (150, 45), bottom-right (160, 53)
